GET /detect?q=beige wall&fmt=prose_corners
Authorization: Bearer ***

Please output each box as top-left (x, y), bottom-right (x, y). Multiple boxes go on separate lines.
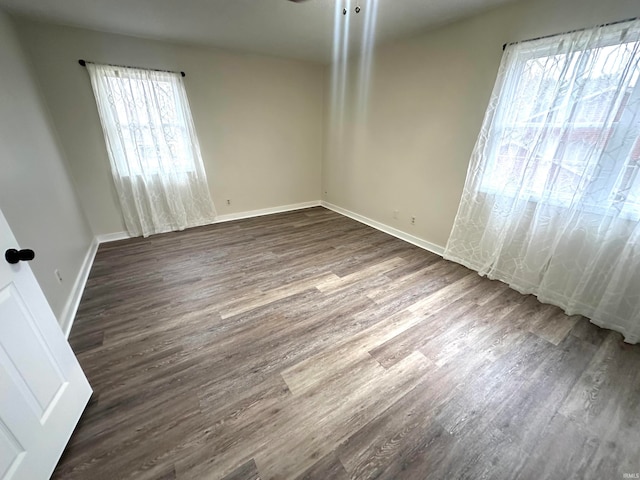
top-left (322, 0), bottom-right (640, 249)
top-left (0, 10), bottom-right (93, 322)
top-left (14, 20), bottom-right (324, 236)
top-left (9, 0), bottom-right (639, 249)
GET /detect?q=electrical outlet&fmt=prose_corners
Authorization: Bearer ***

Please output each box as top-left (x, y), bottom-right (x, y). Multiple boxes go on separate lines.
top-left (226, 199), bottom-right (231, 206)
top-left (411, 216), bottom-right (416, 225)
top-left (393, 210), bottom-right (399, 220)
top-left (55, 269), bottom-right (63, 283)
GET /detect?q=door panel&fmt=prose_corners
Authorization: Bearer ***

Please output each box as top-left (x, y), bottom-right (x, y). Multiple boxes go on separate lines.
top-left (0, 421), bottom-right (24, 479)
top-left (0, 284), bottom-right (65, 417)
top-left (0, 208), bottom-right (92, 479)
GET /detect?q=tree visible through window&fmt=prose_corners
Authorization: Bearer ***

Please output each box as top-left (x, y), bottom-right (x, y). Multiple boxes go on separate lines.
top-left (480, 36), bottom-right (640, 217)
top-left (106, 73), bottom-right (195, 175)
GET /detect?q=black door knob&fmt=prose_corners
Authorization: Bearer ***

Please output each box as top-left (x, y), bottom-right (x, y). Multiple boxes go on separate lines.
top-left (5, 249), bottom-right (35, 264)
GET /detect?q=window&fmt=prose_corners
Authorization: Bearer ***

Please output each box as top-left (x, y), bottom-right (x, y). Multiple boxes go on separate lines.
top-left (86, 63), bottom-right (216, 237)
top-left (98, 69), bottom-right (197, 176)
top-left (480, 29), bottom-right (640, 217)
top-left (445, 19), bottom-right (640, 345)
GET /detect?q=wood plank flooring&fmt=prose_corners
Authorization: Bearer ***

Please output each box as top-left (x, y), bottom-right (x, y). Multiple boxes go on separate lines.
top-left (54, 207), bottom-right (640, 480)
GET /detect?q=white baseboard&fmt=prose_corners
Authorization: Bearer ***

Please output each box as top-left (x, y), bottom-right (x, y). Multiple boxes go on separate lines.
top-left (59, 237), bottom-right (99, 338)
top-left (321, 201), bottom-right (445, 257)
top-left (96, 231), bottom-right (132, 243)
top-left (214, 201), bottom-right (321, 223)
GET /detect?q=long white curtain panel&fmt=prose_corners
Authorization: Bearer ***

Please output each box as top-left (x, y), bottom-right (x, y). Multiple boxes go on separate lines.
top-left (87, 64), bottom-right (216, 237)
top-left (445, 19), bottom-right (640, 343)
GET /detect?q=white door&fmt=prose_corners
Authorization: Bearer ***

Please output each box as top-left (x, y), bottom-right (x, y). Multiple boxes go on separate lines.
top-left (0, 208), bottom-right (92, 480)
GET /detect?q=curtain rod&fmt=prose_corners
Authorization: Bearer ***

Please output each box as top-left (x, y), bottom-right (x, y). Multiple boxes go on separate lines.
top-left (78, 59), bottom-right (185, 77)
top-left (502, 16), bottom-right (639, 51)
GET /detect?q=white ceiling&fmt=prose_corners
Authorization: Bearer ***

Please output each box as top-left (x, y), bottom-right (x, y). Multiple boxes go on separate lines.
top-left (0, 0), bottom-right (520, 63)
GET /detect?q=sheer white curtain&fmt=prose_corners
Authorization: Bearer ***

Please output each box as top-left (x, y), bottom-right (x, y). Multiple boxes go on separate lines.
top-left (87, 64), bottom-right (216, 237)
top-left (445, 19), bottom-right (640, 344)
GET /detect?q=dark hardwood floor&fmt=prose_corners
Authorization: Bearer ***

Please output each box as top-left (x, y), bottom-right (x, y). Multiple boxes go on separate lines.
top-left (54, 207), bottom-right (640, 480)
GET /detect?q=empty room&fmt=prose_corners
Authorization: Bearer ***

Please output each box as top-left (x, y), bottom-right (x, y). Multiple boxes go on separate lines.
top-left (1, 0), bottom-right (639, 478)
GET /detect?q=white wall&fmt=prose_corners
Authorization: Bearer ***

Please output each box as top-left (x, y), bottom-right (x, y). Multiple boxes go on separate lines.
top-left (322, 0), bottom-right (640, 249)
top-left (14, 20), bottom-right (325, 236)
top-left (0, 10), bottom-right (94, 324)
